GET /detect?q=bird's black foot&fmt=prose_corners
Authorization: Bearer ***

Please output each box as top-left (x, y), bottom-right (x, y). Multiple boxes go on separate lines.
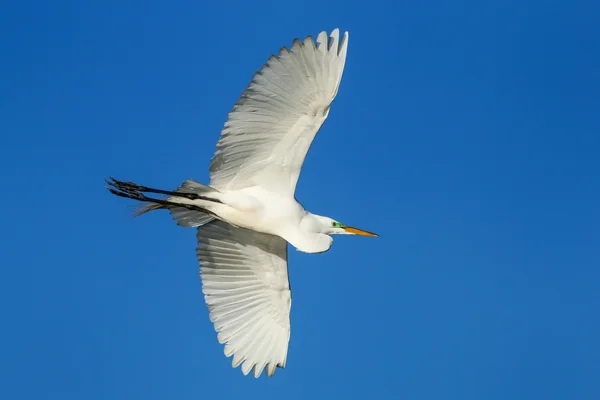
top-left (105, 179), bottom-right (157, 202)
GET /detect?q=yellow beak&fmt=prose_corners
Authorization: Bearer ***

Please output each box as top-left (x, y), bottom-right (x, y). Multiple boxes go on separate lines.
top-left (343, 226), bottom-right (379, 237)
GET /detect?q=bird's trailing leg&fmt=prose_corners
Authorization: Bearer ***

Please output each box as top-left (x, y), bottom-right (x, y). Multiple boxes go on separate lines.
top-left (106, 177), bottom-right (222, 203)
top-left (106, 178), bottom-right (225, 219)
top-left (105, 181), bottom-right (209, 213)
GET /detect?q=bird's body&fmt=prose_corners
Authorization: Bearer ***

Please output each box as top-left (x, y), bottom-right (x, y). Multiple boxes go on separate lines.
top-left (165, 185), bottom-right (334, 253)
top-left (107, 28), bottom-right (377, 378)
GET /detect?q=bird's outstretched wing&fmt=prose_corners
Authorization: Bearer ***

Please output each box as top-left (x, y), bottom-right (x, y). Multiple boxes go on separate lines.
top-left (209, 28), bottom-right (349, 195)
top-left (196, 220), bottom-right (291, 378)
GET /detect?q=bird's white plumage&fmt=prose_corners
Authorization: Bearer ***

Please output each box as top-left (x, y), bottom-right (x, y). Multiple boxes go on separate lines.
top-left (209, 29), bottom-right (348, 195)
top-left (193, 29), bottom-right (349, 377)
top-left (108, 28), bottom-right (364, 379)
top-left (196, 220), bottom-right (291, 378)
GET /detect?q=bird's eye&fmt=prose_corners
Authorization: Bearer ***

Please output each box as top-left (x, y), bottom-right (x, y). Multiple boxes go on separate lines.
top-left (332, 222), bottom-right (339, 227)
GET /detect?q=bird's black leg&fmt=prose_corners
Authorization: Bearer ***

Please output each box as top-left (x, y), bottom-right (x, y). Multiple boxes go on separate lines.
top-left (106, 177), bottom-right (221, 203)
top-left (106, 185), bottom-right (209, 212)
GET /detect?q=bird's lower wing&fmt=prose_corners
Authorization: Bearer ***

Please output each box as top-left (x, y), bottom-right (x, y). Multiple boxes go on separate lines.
top-left (209, 28), bottom-right (348, 195)
top-left (196, 220), bottom-right (291, 378)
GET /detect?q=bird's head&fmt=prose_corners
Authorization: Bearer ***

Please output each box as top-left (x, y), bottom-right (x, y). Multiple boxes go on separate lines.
top-left (312, 215), bottom-right (378, 237)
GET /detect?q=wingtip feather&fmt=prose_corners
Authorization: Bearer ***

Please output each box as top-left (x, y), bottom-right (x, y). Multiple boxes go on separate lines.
top-left (316, 30), bottom-right (328, 51)
top-left (339, 31), bottom-right (349, 57)
top-left (328, 28), bottom-right (339, 52)
top-left (241, 359), bottom-right (254, 376)
top-left (232, 353), bottom-right (245, 368)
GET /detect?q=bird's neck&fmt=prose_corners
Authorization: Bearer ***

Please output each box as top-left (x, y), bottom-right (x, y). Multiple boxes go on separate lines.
top-left (281, 213), bottom-right (333, 254)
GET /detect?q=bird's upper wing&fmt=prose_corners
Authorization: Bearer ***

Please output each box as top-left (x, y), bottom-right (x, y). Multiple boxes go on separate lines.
top-left (209, 28), bottom-right (349, 195)
top-left (196, 220), bottom-right (291, 378)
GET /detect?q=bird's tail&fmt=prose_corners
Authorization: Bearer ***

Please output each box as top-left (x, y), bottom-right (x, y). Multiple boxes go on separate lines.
top-left (133, 202), bottom-right (164, 216)
top-left (106, 177), bottom-right (218, 228)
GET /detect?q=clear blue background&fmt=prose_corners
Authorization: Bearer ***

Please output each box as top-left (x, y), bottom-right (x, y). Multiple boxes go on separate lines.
top-left (1, 1), bottom-right (598, 399)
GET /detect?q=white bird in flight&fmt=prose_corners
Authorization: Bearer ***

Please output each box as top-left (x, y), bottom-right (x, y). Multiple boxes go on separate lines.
top-left (107, 28), bottom-right (377, 378)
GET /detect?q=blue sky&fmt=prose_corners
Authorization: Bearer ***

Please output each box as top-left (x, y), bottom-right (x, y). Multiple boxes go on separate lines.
top-left (1, 0), bottom-right (599, 399)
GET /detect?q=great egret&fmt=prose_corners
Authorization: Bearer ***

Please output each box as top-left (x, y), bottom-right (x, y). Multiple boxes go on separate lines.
top-left (107, 28), bottom-right (377, 378)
